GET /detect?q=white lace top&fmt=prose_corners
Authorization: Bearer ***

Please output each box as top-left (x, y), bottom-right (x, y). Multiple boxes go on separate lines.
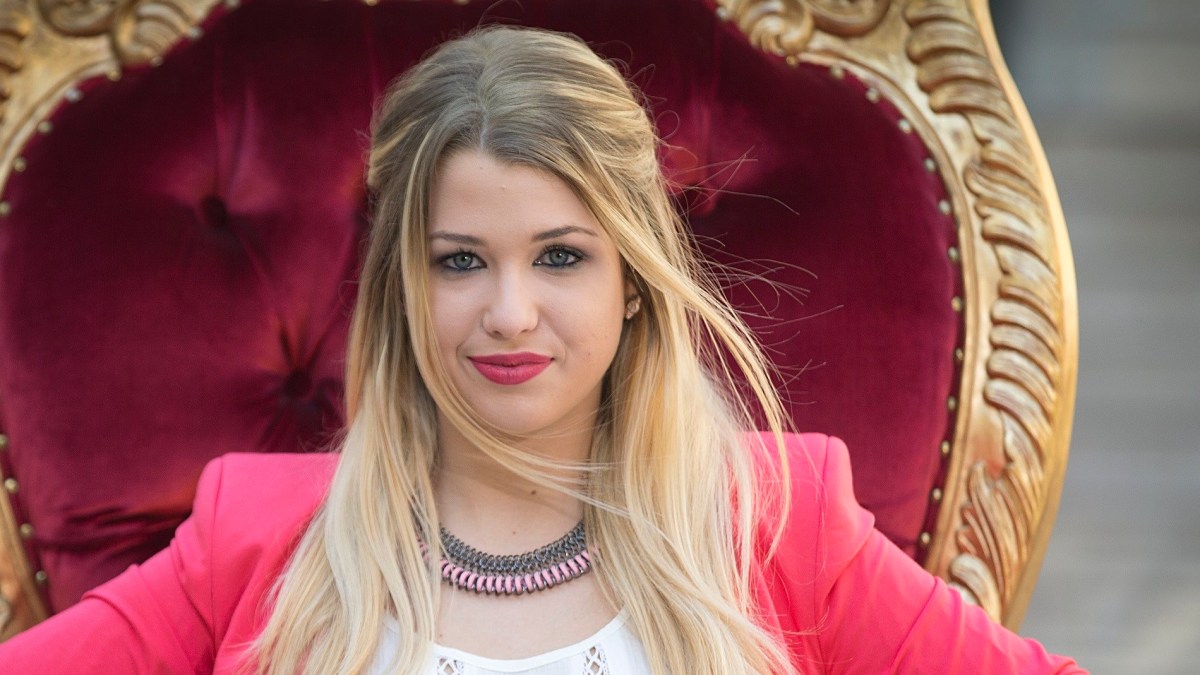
top-left (369, 611), bottom-right (650, 674)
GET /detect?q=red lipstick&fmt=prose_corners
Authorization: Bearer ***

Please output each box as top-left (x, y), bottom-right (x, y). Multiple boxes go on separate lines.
top-left (468, 352), bottom-right (552, 385)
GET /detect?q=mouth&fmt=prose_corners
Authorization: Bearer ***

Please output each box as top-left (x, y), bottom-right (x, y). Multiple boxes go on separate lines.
top-left (468, 352), bottom-right (553, 385)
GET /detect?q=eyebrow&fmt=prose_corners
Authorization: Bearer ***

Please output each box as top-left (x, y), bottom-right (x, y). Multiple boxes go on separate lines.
top-left (428, 225), bottom-right (598, 245)
top-left (532, 225), bottom-right (598, 242)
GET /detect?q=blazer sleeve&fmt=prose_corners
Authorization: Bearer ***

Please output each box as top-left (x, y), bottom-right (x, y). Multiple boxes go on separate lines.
top-left (0, 457), bottom-right (228, 674)
top-left (798, 434), bottom-right (1084, 674)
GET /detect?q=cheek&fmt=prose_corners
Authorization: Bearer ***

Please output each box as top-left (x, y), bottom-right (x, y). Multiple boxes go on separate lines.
top-left (592, 297), bottom-right (628, 358)
top-left (428, 288), bottom-right (474, 354)
top-left (554, 284), bottom-right (623, 335)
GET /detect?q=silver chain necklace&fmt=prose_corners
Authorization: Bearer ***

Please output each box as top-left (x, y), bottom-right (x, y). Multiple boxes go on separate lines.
top-left (432, 520), bottom-right (593, 595)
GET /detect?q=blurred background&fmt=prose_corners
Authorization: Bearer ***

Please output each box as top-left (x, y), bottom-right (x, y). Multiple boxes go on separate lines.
top-left (992, 1), bottom-right (1200, 672)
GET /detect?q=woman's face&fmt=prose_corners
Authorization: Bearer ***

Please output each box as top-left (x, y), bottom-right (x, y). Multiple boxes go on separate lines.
top-left (425, 150), bottom-right (630, 438)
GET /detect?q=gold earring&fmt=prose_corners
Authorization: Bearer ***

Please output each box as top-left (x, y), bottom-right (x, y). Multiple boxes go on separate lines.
top-left (624, 296), bottom-right (642, 320)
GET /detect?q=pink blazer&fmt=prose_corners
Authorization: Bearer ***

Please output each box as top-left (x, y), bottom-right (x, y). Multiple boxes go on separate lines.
top-left (0, 433), bottom-right (1083, 673)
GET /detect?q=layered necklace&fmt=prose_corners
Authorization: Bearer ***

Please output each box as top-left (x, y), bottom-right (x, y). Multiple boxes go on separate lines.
top-left (429, 520), bottom-right (593, 596)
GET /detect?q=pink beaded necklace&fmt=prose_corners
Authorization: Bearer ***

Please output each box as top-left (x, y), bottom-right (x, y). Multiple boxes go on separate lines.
top-left (427, 521), bottom-right (594, 596)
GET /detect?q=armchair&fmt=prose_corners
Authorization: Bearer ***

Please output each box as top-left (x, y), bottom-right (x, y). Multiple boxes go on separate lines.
top-left (0, 0), bottom-right (1076, 639)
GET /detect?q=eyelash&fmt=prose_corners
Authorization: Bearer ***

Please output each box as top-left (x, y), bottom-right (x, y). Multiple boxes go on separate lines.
top-left (435, 245), bottom-right (586, 273)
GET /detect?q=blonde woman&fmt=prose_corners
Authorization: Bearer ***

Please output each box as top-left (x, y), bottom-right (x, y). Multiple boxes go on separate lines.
top-left (0, 26), bottom-right (1082, 674)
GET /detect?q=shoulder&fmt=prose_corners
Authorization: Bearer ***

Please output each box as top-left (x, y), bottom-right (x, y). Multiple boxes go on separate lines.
top-left (748, 428), bottom-right (873, 535)
top-left (744, 432), bottom-right (876, 627)
top-left (192, 451), bottom-right (338, 559)
top-left (744, 431), bottom-right (839, 471)
top-left (198, 451), bottom-right (338, 502)
top-left (743, 431), bottom-right (863, 517)
top-left (186, 452), bottom-right (338, 641)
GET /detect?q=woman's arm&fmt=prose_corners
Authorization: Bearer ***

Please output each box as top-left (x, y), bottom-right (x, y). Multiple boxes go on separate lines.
top-left (816, 432), bottom-right (1080, 667)
top-left (799, 434), bottom-right (1084, 673)
top-left (0, 458), bottom-right (226, 674)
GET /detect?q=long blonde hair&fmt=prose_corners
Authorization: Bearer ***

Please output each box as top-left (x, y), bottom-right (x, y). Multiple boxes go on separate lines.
top-left (252, 26), bottom-right (793, 675)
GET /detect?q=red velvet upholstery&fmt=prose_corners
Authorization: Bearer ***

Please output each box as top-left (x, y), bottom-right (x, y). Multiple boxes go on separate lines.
top-left (0, 0), bottom-right (961, 612)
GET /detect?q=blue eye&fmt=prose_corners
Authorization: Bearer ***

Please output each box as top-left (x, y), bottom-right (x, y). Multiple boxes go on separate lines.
top-left (536, 246), bottom-right (583, 268)
top-left (439, 250), bottom-right (482, 272)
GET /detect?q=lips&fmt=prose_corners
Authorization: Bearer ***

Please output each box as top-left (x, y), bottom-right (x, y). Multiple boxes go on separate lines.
top-left (468, 352), bottom-right (552, 385)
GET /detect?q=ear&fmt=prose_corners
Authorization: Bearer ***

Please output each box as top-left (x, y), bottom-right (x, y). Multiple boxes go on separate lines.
top-left (622, 274), bottom-right (644, 321)
top-left (621, 260), bottom-right (641, 300)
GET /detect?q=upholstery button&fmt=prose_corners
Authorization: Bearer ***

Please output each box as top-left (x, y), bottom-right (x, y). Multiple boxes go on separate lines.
top-left (282, 370), bottom-right (314, 399)
top-left (19, 523), bottom-right (33, 539)
top-left (919, 532), bottom-right (931, 547)
top-left (940, 441), bottom-right (951, 456)
top-left (3, 478), bottom-right (16, 494)
top-left (35, 570), bottom-right (47, 585)
top-left (199, 195), bottom-right (230, 229)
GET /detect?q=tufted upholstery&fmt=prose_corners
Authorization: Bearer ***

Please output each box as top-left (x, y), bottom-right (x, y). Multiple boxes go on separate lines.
top-left (0, 0), bottom-right (964, 615)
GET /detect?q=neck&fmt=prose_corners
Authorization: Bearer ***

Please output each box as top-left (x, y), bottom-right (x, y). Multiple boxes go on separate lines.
top-left (432, 416), bottom-right (595, 553)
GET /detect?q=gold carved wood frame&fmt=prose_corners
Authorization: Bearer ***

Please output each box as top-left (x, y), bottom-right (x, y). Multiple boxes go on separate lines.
top-left (0, 0), bottom-right (1076, 638)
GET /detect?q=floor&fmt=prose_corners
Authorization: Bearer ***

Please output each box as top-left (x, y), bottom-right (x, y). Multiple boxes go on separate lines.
top-left (994, 2), bottom-right (1200, 672)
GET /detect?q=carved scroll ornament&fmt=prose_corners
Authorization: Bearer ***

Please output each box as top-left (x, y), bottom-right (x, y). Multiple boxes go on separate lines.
top-left (904, 0), bottom-right (1074, 625)
top-left (715, 0), bottom-right (891, 59)
top-left (37, 0), bottom-right (207, 65)
top-left (0, 3), bottom-right (32, 126)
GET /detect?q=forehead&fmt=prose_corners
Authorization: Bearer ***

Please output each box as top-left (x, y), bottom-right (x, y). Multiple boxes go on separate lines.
top-left (427, 150), bottom-right (604, 240)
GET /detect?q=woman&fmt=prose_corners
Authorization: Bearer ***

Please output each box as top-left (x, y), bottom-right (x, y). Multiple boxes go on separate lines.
top-left (0, 26), bottom-right (1081, 674)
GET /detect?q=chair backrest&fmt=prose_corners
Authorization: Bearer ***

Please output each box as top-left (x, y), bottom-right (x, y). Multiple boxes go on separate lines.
top-left (0, 0), bottom-right (1075, 639)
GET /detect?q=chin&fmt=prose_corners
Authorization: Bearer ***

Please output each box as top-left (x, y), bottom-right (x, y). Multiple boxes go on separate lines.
top-left (479, 413), bottom-right (563, 439)
top-left (474, 403), bottom-right (593, 441)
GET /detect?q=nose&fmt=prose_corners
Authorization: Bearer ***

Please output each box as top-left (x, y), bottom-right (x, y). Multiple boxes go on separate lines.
top-left (481, 268), bottom-right (539, 339)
